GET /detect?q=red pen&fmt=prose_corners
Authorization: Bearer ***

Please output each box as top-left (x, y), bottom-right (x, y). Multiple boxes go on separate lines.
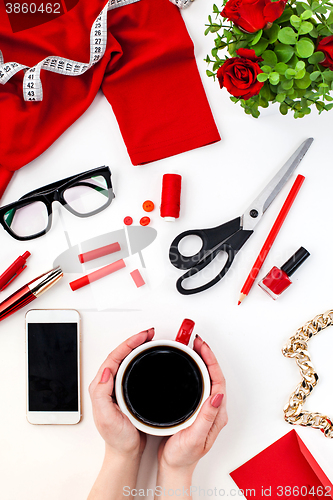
top-left (0, 251), bottom-right (31, 291)
top-left (0, 267), bottom-right (63, 321)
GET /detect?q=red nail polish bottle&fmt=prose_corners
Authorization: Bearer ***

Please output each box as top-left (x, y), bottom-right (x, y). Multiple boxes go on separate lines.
top-left (258, 247), bottom-right (310, 300)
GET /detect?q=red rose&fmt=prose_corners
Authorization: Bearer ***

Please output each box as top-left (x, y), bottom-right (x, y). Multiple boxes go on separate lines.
top-left (317, 35), bottom-right (333, 70)
top-left (217, 49), bottom-right (264, 100)
top-left (221, 0), bottom-right (287, 33)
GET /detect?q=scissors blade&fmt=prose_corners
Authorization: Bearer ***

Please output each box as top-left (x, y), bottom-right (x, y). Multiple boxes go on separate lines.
top-left (242, 138), bottom-right (313, 231)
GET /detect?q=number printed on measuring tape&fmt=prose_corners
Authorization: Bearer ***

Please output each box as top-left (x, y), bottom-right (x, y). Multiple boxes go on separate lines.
top-left (0, 0), bottom-right (141, 101)
top-left (5, 3), bottom-right (61, 14)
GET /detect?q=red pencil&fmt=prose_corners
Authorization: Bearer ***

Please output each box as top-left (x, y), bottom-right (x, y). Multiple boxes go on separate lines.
top-left (238, 174), bottom-right (305, 305)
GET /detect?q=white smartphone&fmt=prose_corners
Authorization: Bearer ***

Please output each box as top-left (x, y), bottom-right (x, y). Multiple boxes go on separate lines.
top-left (25, 309), bottom-right (81, 425)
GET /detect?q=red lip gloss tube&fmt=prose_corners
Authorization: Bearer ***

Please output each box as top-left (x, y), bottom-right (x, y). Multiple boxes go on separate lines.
top-left (258, 247), bottom-right (310, 299)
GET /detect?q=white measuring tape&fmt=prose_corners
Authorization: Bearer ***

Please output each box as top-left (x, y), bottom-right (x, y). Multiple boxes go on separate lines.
top-left (0, 0), bottom-right (140, 101)
top-left (0, 0), bottom-right (194, 101)
top-left (169, 0), bottom-right (194, 7)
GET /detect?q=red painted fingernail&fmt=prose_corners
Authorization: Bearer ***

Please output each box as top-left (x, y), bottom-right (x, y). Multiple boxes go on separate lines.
top-left (100, 367), bottom-right (111, 384)
top-left (195, 334), bottom-right (203, 341)
top-left (203, 341), bottom-right (211, 349)
top-left (211, 393), bottom-right (224, 408)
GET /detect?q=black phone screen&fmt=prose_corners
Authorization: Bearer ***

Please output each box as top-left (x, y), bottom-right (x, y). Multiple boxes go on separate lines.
top-left (27, 323), bottom-right (78, 412)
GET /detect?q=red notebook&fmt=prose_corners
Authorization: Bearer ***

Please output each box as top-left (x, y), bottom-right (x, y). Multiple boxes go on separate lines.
top-left (230, 430), bottom-right (333, 500)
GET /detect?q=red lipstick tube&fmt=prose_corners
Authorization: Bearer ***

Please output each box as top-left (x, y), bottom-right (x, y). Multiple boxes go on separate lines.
top-left (0, 267), bottom-right (63, 321)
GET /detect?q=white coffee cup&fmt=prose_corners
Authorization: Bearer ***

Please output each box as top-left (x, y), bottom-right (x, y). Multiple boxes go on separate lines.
top-left (115, 320), bottom-right (211, 436)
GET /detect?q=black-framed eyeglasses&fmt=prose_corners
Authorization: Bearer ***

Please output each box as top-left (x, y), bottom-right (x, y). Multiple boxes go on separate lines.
top-left (0, 166), bottom-right (115, 241)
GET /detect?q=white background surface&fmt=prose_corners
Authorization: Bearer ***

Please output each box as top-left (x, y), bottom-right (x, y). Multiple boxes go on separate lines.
top-left (1, 1), bottom-right (333, 498)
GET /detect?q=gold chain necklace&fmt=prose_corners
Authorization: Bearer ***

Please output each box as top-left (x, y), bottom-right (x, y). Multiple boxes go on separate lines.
top-left (282, 309), bottom-right (333, 438)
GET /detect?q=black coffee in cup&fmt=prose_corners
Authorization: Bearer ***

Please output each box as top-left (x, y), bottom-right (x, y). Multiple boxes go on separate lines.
top-left (122, 346), bottom-right (203, 428)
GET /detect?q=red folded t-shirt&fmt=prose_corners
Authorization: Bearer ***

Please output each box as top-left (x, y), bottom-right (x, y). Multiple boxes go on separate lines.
top-left (0, 0), bottom-right (220, 199)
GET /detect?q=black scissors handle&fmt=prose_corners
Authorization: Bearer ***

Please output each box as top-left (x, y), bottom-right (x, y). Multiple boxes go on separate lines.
top-left (169, 217), bottom-right (242, 270)
top-left (169, 217), bottom-right (253, 295)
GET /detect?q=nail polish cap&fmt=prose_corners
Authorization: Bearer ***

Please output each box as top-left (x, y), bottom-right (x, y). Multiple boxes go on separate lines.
top-left (280, 247), bottom-right (310, 277)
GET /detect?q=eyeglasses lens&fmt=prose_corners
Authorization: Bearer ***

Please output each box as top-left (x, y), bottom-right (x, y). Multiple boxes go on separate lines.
top-left (63, 175), bottom-right (110, 215)
top-left (4, 201), bottom-right (49, 238)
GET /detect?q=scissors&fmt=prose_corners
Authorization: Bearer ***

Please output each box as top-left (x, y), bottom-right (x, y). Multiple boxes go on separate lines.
top-left (169, 138), bottom-right (313, 295)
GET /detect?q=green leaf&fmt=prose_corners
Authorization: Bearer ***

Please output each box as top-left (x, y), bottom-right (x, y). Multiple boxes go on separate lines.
top-left (261, 65), bottom-right (273, 73)
top-left (290, 15), bottom-right (301, 29)
top-left (287, 88), bottom-right (297, 96)
top-left (206, 70), bottom-right (216, 77)
top-left (298, 21), bottom-right (314, 35)
top-left (209, 23), bottom-right (223, 33)
top-left (249, 29), bottom-right (263, 46)
top-left (323, 70), bottom-right (333, 81)
top-left (308, 51), bottom-right (325, 64)
top-left (301, 10), bottom-right (313, 20)
top-left (257, 73), bottom-right (269, 82)
top-left (213, 4), bottom-right (220, 14)
top-left (295, 68), bottom-right (306, 79)
top-left (296, 61), bottom-right (306, 71)
top-left (275, 43), bottom-right (295, 62)
top-left (294, 72), bottom-right (312, 88)
top-left (251, 38), bottom-right (269, 56)
top-left (233, 26), bottom-right (243, 35)
top-left (269, 72), bottom-right (280, 85)
top-left (309, 27), bottom-right (319, 39)
top-left (295, 38), bottom-right (314, 58)
top-left (285, 68), bottom-right (297, 79)
top-left (261, 81), bottom-right (275, 100)
top-left (266, 24), bottom-right (280, 43)
top-left (278, 27), bottom-right (298, 45)
top-left (276, 93), bottom-right (286, 102)
top-left (262, 50), bottom-right (278, 66)
top-left (275, 62), bottom-right (289, 74)
top-left (288, 54), bottom-right (299, 67)
top-left (316, 6), bottom-right (327, 14)
top-left (228, 42), bottom-right (237, 56)
top-left (281, 78), bottom-right (294, 89)
top-left (259, 96), bottom-right (269, 107)
top-left (310, 70), bottom-right (321, 81)
top-left (280, 102), bottom-right (289, 114)
top-left (213, 61), bottom-right (222, 71)
top-left (278, 7), bottom-right (293, 23)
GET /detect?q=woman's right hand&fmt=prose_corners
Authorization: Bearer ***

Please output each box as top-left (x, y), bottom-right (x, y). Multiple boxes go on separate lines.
top-left (89, 328), bottom-right (155, 458)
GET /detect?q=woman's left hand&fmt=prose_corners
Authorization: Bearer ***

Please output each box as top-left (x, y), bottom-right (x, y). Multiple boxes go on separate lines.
top-left (89, 328), bottom-right (155, 458)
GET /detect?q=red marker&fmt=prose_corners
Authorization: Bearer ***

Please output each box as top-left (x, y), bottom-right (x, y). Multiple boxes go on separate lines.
top-left (0, 251), bottom-right (31, 291)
